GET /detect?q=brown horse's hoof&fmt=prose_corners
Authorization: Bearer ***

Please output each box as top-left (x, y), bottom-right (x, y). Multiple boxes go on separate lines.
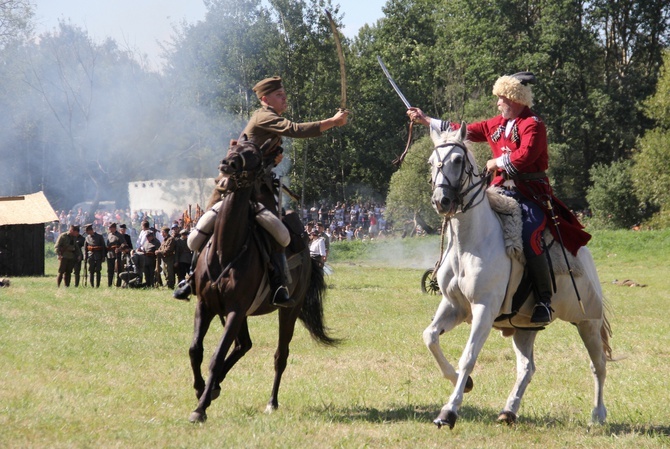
top-left (433, 410), bottom-right (457, 429)
top-left (189, 411), bottom-right (207, 423)
top-left (497, 410), bottom-right (517, 425)
top-left (211, 386), bottom-right (221, 401)
top-left (464, 375), bottom-right (474, 393)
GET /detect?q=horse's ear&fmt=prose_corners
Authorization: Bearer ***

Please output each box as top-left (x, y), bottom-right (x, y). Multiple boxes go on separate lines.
top-left (229, 139), bottom-right (238, 147)
top-left (459, 121), bottom-right (467, 141)
top-left (240, 134), bottom-right (249, 142)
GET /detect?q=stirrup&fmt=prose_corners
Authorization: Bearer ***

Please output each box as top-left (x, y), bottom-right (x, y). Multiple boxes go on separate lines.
top-left (530, 302), bottom-right (553, 324)
top-left (271, 285), bottom-right (296, 308)
top-left (173, 279), bottom-right (192, 301)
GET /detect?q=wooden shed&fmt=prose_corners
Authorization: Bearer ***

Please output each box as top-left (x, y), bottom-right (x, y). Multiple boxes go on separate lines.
top-left (0, 192), bottom-right (58, 276)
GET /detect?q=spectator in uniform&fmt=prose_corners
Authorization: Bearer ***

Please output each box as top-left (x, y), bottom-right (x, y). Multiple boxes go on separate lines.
top-left (55, 225), bottom-right (81, 287)
top-left (84, 224), bottom-right (106, 288)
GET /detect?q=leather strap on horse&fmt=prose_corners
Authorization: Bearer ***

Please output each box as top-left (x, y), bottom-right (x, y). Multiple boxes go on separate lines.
top-left (392, 121), bottom-right (414, 168)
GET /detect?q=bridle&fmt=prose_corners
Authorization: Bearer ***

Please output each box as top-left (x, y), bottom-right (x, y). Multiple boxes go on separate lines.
top-left (430, 141), bottom-right (492, 214)
top-left (216, 144), bottom-right (264, 194)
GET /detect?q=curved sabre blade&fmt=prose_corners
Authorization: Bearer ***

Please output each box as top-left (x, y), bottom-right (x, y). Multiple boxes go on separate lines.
top-left (377, 56), bottom-right (411, 109)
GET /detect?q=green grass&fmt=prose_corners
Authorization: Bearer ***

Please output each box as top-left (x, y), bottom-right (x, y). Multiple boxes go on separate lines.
top-left (1, 230), bottom-right (669, 448)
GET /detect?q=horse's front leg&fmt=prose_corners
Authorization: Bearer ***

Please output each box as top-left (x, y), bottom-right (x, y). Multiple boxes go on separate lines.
top-left (422, 297), bottom-right (470, 389)
top-left (498, 330), bottom-right (537, 425)
top-left (434, 302), bottom-right (497, 429)
top-left (266, 307), bottom-right (300, 413)
top-left (190, 301), bottom-right (215, 400)
top-left (211, 319), bottom-right (252, 401)
top-left (189, 309), bottom-right (244, 423)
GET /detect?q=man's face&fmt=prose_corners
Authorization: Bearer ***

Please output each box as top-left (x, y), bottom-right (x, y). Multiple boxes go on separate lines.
top-left (263, 88), bottom-right (288, 115)
top-left (162, 231), bottom-right (168, 239)
top-left (496, 96), bottom-right (524, 120)
top-left (119, 228), bottom-right (126, 234)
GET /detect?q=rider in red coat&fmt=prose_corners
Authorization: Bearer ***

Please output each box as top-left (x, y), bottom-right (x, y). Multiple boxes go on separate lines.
top-left (408, 72), bottom-right (590, 324)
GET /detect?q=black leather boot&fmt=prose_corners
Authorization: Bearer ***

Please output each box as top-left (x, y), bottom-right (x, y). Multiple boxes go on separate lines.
top-left (269, 251), bottom-right (296, 308)
top-left (173, 251), bottom-right (198, 301)
top-left (527, 253), bottom-right (553, 324)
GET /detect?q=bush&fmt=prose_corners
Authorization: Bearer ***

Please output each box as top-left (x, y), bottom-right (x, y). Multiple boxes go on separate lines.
top-left (586, 160), bottom-right (641, 229)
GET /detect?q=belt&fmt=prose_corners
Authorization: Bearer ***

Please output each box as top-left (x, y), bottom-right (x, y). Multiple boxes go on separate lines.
top-left (503, 171), bottom-right (547, 181)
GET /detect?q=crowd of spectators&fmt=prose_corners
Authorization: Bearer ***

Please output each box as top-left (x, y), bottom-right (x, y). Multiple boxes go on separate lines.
top-left (45, 201), bottom-right (393, 244)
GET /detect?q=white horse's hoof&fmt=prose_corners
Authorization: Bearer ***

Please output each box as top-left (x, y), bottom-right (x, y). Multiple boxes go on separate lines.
top-left (433, 410), bottom-right (457, 429)
top-left (497, 410), bottom-right (517, 425)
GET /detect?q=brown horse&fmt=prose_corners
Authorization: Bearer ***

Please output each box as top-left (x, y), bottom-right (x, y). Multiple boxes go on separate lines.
top-left (188, 139), bottom-right (338, 423)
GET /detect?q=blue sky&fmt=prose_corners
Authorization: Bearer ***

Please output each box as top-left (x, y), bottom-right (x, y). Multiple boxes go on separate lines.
top-left (31, 1), bottom-right (387, 70)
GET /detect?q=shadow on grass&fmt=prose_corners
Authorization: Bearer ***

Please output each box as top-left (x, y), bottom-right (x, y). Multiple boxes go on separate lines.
top-left (308, 403), bottom-right (670, 437)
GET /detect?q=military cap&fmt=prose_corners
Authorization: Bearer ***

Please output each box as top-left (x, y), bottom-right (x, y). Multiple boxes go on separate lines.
top-left (119, 224), bottom-right (127, 229)
top-left (85, 224), bottom-right (94, 232)
top-left (71, 225), bottom-right (80, 232)
top-left (253, 76), bottom-right (283, 99)
top-left (161, 226), bottom-right (170, 233)
top-left (510, 71), bottom-right (537, 85)
top-left (108, 222), bottom-right (117, 229)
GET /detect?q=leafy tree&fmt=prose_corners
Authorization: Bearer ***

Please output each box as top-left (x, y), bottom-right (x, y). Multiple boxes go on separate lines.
top-left (385, 136), bottom-right (441, 233)
top-left (632, 50), bottom-right (670, 218)
top-left (0, 0), bottom-right (32, 48)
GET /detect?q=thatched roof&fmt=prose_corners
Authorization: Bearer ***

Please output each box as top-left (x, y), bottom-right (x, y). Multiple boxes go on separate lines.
top-left (0, 192), bottom-right (58, 226)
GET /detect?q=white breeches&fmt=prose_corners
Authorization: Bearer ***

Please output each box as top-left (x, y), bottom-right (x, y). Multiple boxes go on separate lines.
top-left (187, 201), bottom-right (290, 252)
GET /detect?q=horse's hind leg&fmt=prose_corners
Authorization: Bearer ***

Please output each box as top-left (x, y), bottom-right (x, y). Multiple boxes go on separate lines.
top-left (266, 308), bottom-right (300, 413)
top-left (189, 309), bottom-right (245, 423)
top-left (190, 301), bottom-right (216, 400)
top-left (498, 330), bottom-right (538, 424)
top-left (423, 298), bottom-right (469, 388)
top-left (577, 319), bottom-right (607, 424)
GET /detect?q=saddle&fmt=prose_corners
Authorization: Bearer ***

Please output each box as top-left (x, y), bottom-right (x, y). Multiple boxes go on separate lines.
top-left (487, 188), bottom-right (584, 326)
top-left (245, 210), bottom-right (309, 316)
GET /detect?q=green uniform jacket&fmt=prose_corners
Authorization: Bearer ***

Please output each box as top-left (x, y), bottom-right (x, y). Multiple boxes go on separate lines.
top-left (55, 233), bottom-right (78, 259)
top-left (240, 106), bottom-right (322, 150)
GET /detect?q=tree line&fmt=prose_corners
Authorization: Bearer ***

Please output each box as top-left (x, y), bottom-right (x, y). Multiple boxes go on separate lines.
top-left (0, 0), bottom-right (668, 229)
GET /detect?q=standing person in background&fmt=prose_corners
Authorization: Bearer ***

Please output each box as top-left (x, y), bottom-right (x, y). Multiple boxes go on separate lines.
top-left (156, 226), bottom-right (176, 289)
top-left (309, 229), bottom-right (326, 268)
top-left (175, 229), bottom-right (192, 285)
top-left (141, 229), bottom-right (160, 288)
top-left (55, 225), bottom-right (80, 287)
top-left (72, 226), bottom-right (86, 287)
top-left (84, 224), bottom-right (106, 288)
top-left (105, 223), bottom-right (124, 287)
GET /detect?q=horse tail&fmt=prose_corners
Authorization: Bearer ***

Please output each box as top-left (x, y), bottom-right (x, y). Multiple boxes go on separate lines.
top-left (601, 312), bottom-right (613, 361)
top-left (298, 258), bottom-right (341, 347)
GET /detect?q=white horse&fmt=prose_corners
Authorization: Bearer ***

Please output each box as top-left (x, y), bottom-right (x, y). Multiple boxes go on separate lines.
top-left (423, 123), bottom-right (612, 429)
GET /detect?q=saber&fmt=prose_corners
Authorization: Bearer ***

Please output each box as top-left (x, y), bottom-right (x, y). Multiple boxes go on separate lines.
top-left (325, 9), bottom-right (347, 111)
top-left (377, 56), bottom-right (411, 109)
top-left (544, 197), bottom-right (585, 314)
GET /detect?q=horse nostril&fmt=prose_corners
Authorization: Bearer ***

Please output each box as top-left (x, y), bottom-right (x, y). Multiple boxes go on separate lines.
top-left (440, 197), bottom-right (451, 207)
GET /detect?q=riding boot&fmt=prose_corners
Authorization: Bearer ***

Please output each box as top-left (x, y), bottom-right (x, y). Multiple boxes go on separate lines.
top-left (74, 272), bottom-right (80, 287)
top-left (269, 250), bottom-right (296, 308)
top-left (527, 253), bottom-right (554, 324)
top-left (89, 272), bottom-right (95, 287)
top-left (173, 251), bottom-right (199, 301)
top-left (95, 272), bottom-right (101, 288)
top-left (64, 273), bottom-right (71, 287)
top-left (57, 273), bottom-right (63, 287)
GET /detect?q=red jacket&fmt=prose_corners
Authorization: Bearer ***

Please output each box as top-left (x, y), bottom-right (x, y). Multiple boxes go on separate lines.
top-left (452, 109), bottom-right (591, 255)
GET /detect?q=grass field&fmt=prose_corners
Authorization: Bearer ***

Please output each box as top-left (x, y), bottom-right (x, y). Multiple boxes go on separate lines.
top-left (1, 230), bottom-right (669, 448)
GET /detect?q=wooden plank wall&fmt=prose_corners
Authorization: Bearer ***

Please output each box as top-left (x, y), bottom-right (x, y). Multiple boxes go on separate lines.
top-left (0, 224), bottom-right (46, 276)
